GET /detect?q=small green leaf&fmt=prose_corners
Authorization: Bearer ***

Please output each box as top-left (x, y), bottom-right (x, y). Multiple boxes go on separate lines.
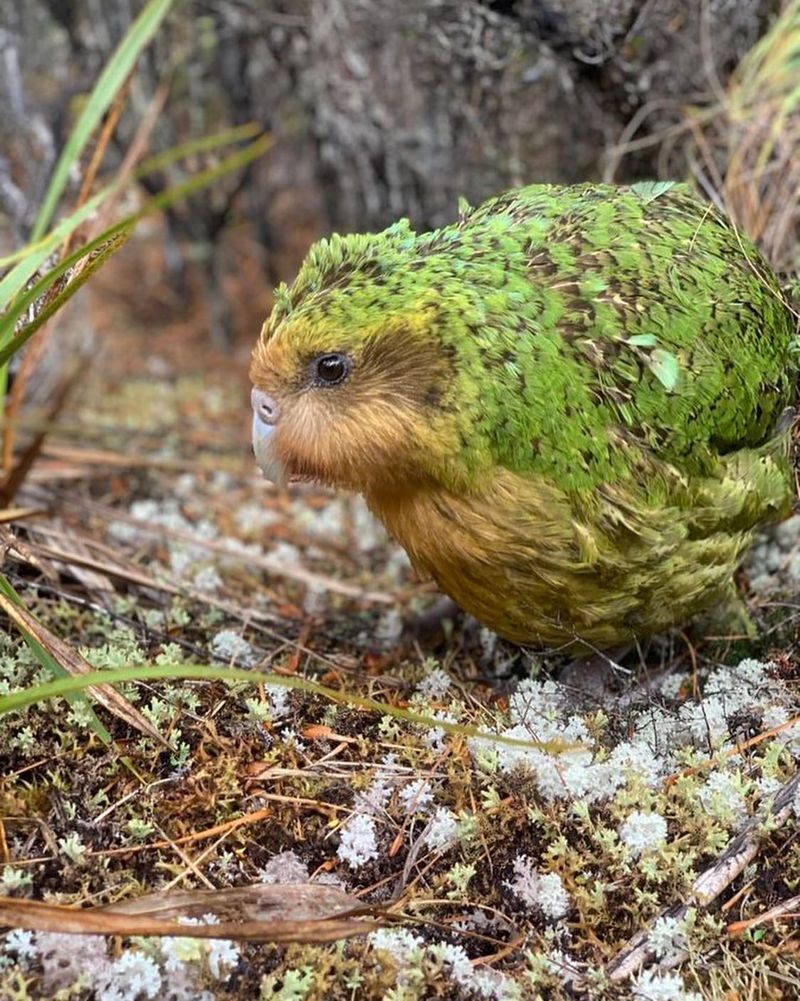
top-left (628, 333), bottom-right (659, 348)
top-left (631, 180), bottom-right (678, 203)
top-left (649, 348), bottom-right (681, 391)
top-left (134, 122), bottom-right (263, 178)
top-left (581, 275), bottom-right (608, 296)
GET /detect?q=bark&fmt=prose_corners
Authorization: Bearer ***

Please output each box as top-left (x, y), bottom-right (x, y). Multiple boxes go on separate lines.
top-left (4, 0), bottom-right (784, 332)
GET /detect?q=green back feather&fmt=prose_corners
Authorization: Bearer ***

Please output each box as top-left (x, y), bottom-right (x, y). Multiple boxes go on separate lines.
top-left (265, 182), bottom-right (797, 493)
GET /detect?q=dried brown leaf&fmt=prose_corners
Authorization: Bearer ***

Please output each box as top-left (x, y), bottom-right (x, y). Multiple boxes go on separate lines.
top-left (0, 885), bottom-right (384, 943)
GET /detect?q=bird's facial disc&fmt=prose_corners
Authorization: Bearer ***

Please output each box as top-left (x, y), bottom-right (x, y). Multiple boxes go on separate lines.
top-left (250, 386), bottom-right (286, 486)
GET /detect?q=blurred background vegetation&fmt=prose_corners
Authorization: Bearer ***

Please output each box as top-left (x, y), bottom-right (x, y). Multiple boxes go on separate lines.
top-left (1, 0), bottom-right (794, 350)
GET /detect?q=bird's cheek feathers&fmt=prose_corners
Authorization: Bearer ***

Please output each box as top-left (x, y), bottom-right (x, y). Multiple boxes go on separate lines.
top-left (252, 390), bottom-right (464, 492)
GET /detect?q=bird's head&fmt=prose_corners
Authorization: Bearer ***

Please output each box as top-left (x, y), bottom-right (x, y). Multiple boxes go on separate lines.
top-left (249, 224), bottom-right (487, 497)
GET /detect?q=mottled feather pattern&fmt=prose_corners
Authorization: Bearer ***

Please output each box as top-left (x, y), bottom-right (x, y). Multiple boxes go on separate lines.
top-left (251, 183), bottom-right (797, 650)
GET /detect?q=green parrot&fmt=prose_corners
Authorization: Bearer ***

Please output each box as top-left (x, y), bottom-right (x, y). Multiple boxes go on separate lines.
top-left (250, 182), bottom-right (797, 651)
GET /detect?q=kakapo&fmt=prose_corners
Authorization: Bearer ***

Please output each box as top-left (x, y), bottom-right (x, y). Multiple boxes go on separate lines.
top-left (250, 182), bottom-right (797, 651)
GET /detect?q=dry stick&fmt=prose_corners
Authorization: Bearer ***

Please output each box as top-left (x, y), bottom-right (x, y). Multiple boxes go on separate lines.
top-left (0, 896), bottom-right (382, 944)
top-left (68, 83), bottom-right (132, 252)
top-left (157, 817), bottom-right (269, 895)
top-left (664, 714), bottom-right (800, 788)
top-left (0, 525), bottom-right (44, 572)
top-left (92, 808), bottom-right (273, 859)
top-left (38, 519), bottom-right (118, 599)
top-left (29, 499), bottom-right (399, 605)
top-left (93, 80), bottom-right (170, 236)
top-left (607, 767), bottom-right (800, 982)
top-left (0, 370), bottom-right (82, 506)
top-left (29, 523), bottom-right (396, 608)
top-left (0, 819), bottom-right (9, 864)
top-left (727, 893), bottom-right (800, 935)
top-left (41, 441), bottom-right (243, 474)
top-left (602, 99), bottom-right (718, 182)
top-left (152, 823), bottom-right (216, 891)
top-left (33, 467), bottom-right (390, 575)
top-left (0, 506), bottom-right (41, 522)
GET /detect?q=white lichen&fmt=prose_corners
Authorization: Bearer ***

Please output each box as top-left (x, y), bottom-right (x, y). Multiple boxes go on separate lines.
top-left (210, 629), bottom-right (258, 667)
top-left (649, 911), bottom-right (695, 964)
top-left (337, 813), bottom-right (380, 868)
top-left (260, 850), bottom-right (310, 884)
top-left (619, 810), bottom-right (669, 858)
top-left (631, 969), bottom-right (703, 1001)
top-left (416, 664), bottom-right (452, 700)
top-left (424, 808), bottom-right (460, 851)
top-left (508, 856), bottom-right (570, 919)
top-left (398, 778), bottom-right (433, 815)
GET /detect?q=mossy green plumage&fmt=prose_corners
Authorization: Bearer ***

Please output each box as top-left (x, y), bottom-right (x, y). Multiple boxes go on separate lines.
top-left (252, 182), bottom-right (797, 650)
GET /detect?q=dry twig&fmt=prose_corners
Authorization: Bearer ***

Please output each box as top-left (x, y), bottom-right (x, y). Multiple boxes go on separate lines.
top-left (607, 767), bottom-right (800, 981)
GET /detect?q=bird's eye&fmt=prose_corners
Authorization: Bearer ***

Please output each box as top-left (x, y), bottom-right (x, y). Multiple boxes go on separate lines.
top-left (313, 353), bottom-right (350, 386)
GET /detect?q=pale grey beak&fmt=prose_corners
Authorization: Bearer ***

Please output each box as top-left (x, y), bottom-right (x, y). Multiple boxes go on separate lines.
top-left (251, 387), bottom-right (286, 487)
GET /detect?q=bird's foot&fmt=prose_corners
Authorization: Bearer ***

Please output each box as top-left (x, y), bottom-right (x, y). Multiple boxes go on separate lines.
top-left (556, 644), bottom-right (634, 701)
top-left (401, 596), bottom-right (463, 646)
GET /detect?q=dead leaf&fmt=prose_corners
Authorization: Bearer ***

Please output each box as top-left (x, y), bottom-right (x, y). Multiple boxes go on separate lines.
top-left (0, 884), bottom-right (384, 943)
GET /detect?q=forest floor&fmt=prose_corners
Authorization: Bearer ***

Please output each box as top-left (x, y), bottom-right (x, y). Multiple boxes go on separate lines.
top-left (1, 224), bottom-right (800, 1001)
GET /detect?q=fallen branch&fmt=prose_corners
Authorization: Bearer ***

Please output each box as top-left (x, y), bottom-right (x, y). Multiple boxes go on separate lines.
top-left (607, 767), bottom-right (800, 981)
top-left (727, 893), bottom-right (800, 936)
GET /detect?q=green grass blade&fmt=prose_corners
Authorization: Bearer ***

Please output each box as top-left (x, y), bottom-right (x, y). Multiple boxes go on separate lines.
top-left (0, 230), bottom-right (132, 368)
top-left (136, 122), bottom-right (263, 176)
top-left (30, 0), bottom-right (175, 241)
top-left (0, 662), bottom-right (574, 754)
top-left (0, 185), bottom-right (120, 311)
top-left (0, 573), bottom-right (112, 744)
top-left (137, 134), bottom-right (272, 215)
top-left (0, 220), bottom-right (133, 352)
top-left (0, 134), bottom-right (268, 356)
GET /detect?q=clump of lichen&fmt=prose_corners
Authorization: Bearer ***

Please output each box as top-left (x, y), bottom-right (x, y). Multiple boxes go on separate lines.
top-left (2, 593), bottom-right (800, 1000)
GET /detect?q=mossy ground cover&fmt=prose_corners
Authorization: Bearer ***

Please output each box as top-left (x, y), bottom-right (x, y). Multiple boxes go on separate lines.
top-left (0, 236), bottom-right (799, 1000)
